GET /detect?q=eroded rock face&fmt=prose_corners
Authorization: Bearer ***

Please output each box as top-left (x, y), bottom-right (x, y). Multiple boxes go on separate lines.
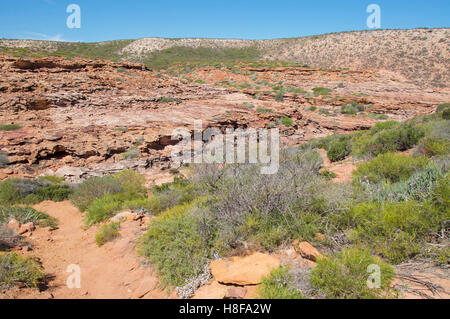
top-left (210, 252), bottom-right (281, 286)
top-left (0, 54), bottom-right (447, 181)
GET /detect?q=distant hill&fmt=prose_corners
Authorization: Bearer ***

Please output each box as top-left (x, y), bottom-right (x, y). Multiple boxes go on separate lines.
top-left (1, 28), bottom-right (448, 87)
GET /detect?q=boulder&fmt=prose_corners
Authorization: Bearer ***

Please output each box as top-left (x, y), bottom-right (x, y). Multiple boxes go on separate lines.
top-left (192, 281), bottom-right (228, 299)
top-left (133, 276), bottom-right (157, 298)
top-left (293, 240), bottom-right (323, 262)
top-left (225, 287), bottom-right (247, 299)
top-left (7, 219), bottom-right (21, 232)
top-left (18, 222), bottom-right (35, 235)
top-left (210, 252), bottom-right (281, 286)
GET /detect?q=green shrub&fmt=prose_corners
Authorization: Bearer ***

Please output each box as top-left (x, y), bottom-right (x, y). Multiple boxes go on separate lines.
top-left (275, 91), bottom-right (285, 102)
top-left (310, 248), bottom-right (394, 299)
top-left (281, 117), bottom-right (293, 127)
top-left (121, 149), bottom-right (140, 160)
top-left (437, 103), bottom-right (450, 119)
top-left (343, 200), bottom-right (446, 263)
top-left (353, 153), bottom-right (429, 184)
top-left (139, 202), bottom-right (211, 287)
top-left (370, 163), bottom-right (445, 202)
top-left (149, 177), bottom-right (199, 215)
top-left (0, 206), bottom-right (57, 229)
top-left (80, 171), bottom-right (148, 225)
top-left (320, 170), bottom-right (337, 180)
top-left (437, 103), bottom-right (450, 112)
top-left (70, 175), bottom-right (122, 211)
top-left (85, 195), bottom-right (153, 226)
top-left (341, 104), bottom-right (359, 115)
top-left (95, 222), bottom-right (121, 246)
top-left (327, 139), bottom-right (351, 162)
top-left (442, 109), bottom-right (450, 120)
top-left (159, 97), bottom-right (181, 103)
top-left (257, 107), bottom-right (273, 114)
top-left (195, 150), bottom-right (349, 252)
top-left (418, 136), bottom-right (449, 156)
top-left (84, 193), bottom-right (126, 226)
top-left (313, 87), bottom-right (331, 96)
top-left (0, 252), bottom-right (46, 289)
top-left (0, 124), bottom-right (21, 131)
top-left (113, 170), bottom-right (147, 196)
top-left (352, 121), bottom-right (425, 158)
top-left (259, 267), bottom-right (305, 299)
top-left (430, 173), bottom-right (449, 214)
top-left (0, 178), bottom-right (72, 205)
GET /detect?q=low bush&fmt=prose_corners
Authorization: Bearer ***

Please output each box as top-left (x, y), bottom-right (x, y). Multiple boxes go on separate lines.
top-left (139, 202), bottom-right (212, 287)
top-left (259, 267), bottom-right (305, 299)
top-left (353, 153), bottom-right (429, 184)
top-left (437, 103), bottom-right (450, 119)
top-left (256, 107), bottom-right (273, 114)
top-left (84, 194), bottom-right (125, 226)
top-left (281, 117), bottom-right (293, 127)
top-left (0, 124), bottom-right (21, 131)
top-left (148, 176), bottom-right (199, 215)
top-left (327, 139), bottom-right (351, 162)
top-left (301, 134), bottom-right (352, 162)
top-left (95, 222), bottom-right (121, 246)
top-left (341, 102), bottom-right (365, 115)
top-left (0, 178), bottom-right (72, 205)
top-left (70, 176), bottom-right (122, 212)
top-left (0, 206), bottom-right (57, 229)
top-left (313, 87), bottom-right (331, 96)
top-left (0, 252), bottom-right (46, 289)
top-left (310, 248), bottom-right (394, 299)
top-left (369, 163), bottom-right (446, 202)
top-left (320, 170), bottom-right (337, 180)
top-left (352, 121), bottom-right (425, 158)
top-left (417, 136), bottom-right (449, 157)
top-left (342, 199), bottom-right (446, 263)
top-left (71, 170), bottom-right (146, 212)
top-left (121, 149), bottom-right (140, 160)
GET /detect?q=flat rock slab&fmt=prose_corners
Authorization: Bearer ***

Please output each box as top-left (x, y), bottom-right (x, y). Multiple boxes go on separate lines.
top-left (210, 252), bottom-right (281, 286)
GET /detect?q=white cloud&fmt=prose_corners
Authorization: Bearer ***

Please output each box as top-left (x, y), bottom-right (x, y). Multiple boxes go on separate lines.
top-left (21, 32), bottom-right (66, 42)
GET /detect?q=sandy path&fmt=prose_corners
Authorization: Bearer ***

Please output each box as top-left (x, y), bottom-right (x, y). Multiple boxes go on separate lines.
top-left (4, 201), bottom-right (173, 299)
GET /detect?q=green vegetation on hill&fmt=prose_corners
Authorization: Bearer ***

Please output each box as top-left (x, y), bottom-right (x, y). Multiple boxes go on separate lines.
top-left (142, 46), bottom-right (262, 70)
top-left (0, 40), bottom-right (133, 61)
top-left (303, 104), bottom-right (450, 162)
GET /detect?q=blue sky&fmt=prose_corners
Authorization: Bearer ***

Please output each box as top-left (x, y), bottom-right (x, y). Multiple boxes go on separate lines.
top-left (0, 0), bottom-right (449, 42)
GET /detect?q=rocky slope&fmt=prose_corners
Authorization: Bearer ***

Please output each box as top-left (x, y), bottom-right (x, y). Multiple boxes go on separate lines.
top-left (0, 53), bottom-right (448, 182)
